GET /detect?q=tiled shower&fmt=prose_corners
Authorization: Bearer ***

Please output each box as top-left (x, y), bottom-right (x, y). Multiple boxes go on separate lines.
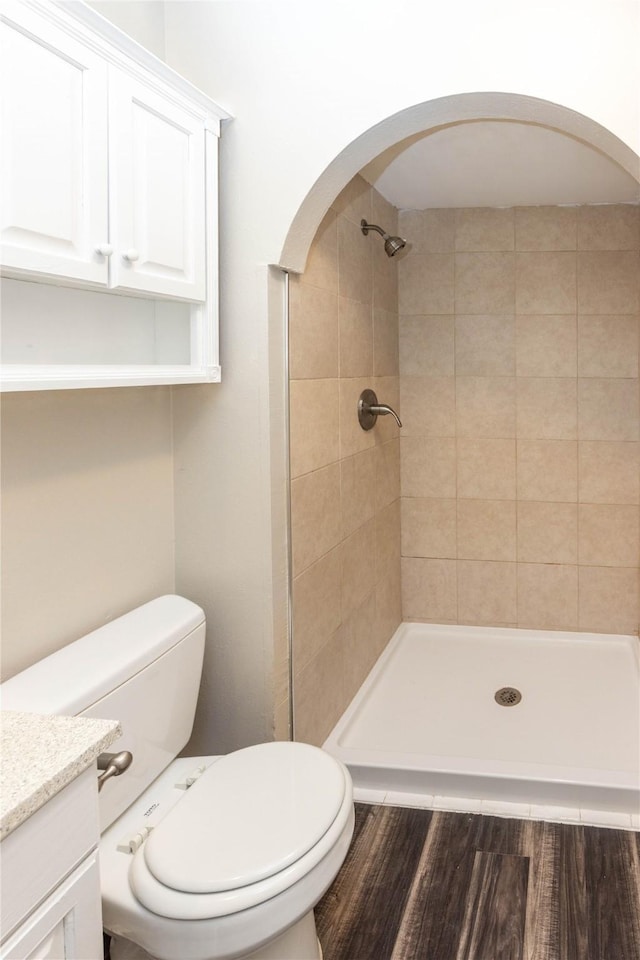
top-left (289, 175), bottom-right (640, 745)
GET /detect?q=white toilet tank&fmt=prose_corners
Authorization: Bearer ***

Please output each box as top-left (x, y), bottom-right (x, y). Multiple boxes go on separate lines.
top-left (1, 596), bottom-right (206, 831)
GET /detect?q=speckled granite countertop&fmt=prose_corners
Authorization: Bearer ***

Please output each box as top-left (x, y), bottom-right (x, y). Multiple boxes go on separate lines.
top-left (0, 711), bottom-right (121, 840)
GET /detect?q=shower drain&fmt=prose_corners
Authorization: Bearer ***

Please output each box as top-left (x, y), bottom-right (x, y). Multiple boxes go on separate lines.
top-left (494, 686), bottom-right (522, 706)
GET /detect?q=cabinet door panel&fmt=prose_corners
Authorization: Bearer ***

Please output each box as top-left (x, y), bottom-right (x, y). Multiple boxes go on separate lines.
top-left (1, 854), bottom-right (103, 960)
top-left (0, 3), bottom-right (109, 284)
top-left (109, 71), bottom-right (206, 301)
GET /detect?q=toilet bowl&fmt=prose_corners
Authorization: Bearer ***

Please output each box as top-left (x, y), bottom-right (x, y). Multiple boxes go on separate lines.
top-left (101, 745), bottom-right (354, 960)
top-left (0, 597), bottom-right (355, 960)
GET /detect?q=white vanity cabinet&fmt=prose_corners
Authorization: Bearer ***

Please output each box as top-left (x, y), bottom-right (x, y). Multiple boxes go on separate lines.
top-left (0, 713), bottom-right (121, 960)
top-left (0, 0), bottom-right (229, 390)
top-left (0, 772), bottom-right (103, 960)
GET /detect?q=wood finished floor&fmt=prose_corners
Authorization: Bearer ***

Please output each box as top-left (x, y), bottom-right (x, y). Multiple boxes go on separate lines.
top-left (316, 804), bottom-right (640, 960)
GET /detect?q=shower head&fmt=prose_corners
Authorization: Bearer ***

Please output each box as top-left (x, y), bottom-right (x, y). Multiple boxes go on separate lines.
top-left (361, 219), bottom-right (407, 258)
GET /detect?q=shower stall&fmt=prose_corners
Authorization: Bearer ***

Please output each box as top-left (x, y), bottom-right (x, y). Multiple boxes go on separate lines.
top-left (287, 158), bottom-right (640, 824)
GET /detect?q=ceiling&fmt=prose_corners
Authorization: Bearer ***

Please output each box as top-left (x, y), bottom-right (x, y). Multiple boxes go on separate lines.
top-left (362, 121), bottom-right (640, 211)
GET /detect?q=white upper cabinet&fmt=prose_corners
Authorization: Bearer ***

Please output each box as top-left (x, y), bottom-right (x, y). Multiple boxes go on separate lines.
top-left (108, 70), bottom-right (206, 301)
top-left (1, 2), bottom-right (109, 285)
top-left (0, 0), bottom-right (230, 390)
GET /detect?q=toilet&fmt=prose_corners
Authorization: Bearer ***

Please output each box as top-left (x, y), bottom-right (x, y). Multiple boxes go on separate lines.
top-left (1, 596), bottom-right (355, 960)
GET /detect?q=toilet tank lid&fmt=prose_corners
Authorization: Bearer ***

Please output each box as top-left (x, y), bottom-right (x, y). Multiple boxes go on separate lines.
top-left (0, 596), bottom-right (205, 717)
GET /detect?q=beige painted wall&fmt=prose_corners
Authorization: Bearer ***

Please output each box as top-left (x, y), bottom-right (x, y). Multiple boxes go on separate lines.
top-left (398, 204), bottom-right (640, 633)
top-left (288, 176), bottom-right (402, 745)
top-left (0, 388), bottom-right (175, 679)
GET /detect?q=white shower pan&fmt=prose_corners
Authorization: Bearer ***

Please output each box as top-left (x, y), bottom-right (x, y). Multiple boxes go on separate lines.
top-left (324, 622), bottom-right (640, 815)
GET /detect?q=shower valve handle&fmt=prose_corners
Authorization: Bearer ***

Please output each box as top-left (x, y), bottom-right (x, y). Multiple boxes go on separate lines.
top-left (358, 389), bottom-right (402, 431)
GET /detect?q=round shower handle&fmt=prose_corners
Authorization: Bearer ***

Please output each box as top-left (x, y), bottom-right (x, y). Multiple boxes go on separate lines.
top-left (358, 389), bottom-right (402, 431)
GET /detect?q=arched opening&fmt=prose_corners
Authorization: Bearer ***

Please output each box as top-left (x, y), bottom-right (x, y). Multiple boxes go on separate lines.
top-left (280, 90), bottom-right (639, 801)
top-left (280, 92), bottom-right (640, 272)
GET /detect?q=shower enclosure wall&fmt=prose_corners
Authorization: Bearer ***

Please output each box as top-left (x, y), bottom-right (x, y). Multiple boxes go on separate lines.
top-left (288, 177), bottom-right (640, 746)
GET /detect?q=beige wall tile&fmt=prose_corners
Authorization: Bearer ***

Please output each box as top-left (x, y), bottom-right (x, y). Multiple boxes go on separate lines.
top-left (375, 438), bottom-right (401, 510)
top-left (455, 252), bottom-right (515, 313)
top-left (400, 376), bottom-right (455, 437)
top-left (303, 208), bottom-right (338, 293)
top-left (517, 440), bottom-right (578, 502)
top-left (371, 188), bottom-right (397, 235)
top-left (578, 441), bottom-right (640, 504)
top-left (456, 377), bottom-right (516, 438)
top-left (455, 208), bottom-right (514, 251)
top-left (578, 315), bottom-right (639, 378)
top-left (372, 192), bottom-right (399, 312)
top-left (578, 566), bottom-right (639, 634)
top-left (273, 697), bottom-right (291, 742)
top-left (457, 438), bottom-right (516, 500)
top-left (577, 205), bottom-right (640, 251)
top-left (292, 545), bottom-right (342, 670)
top-left (339, 297), bottom-right (373, 378)
top-left (517, 378), bottom-right (577, 440)
top-left (376, 500), bottom-right (401, 583)
top-left (517, 563), bottom-right (578, 630)
top-left (399, 315), bottom-right (455, 376)
top-left (457, 560), bottom-right (517, 624)
top-left (290, 378), bottom-right (339, 478)
top-left (516, 316), bottom-right (577, 377)
top-left (401, 497), bottom-right (456, 559)
top-left (372, 376), bottom-right (401, 443)
top-left (516, 252), bottom-right (576, 314)
top-left (401, 437), bottom-right (456, 498)
top-left (375, 565), bottom-right (402, 652)
top-left (294, 626), bottom-right (346, 746)
top-left (342, 518), bottom-right (376, 619)
top-left (398, 254), bottom-right (455, 314)
top-left (342, 590), bottom-right (378, 705)
top-left (341, 447), bottom-right (377, 538)
top-left (455, 315), bottom-right (515, 376)
top-left (517, 502), bottom-right (578, 563)
top-left (578, 378), bottom-right (640, 441)
top-left (339, 376), bottom-right (376, 459)
top-left (578, 504), bottom-right (639, 567)
top-left (291, 463), bottom-right (342, 577)
top-left (374, 307), bottom-right (399, 376)
top-left (332, 174), bottom-right (371, 225)
top-left (578, 251), bottom-right (640, 314)
top-left (515, 206), bottom-right (577, 251)
top-left (374, 259), bottom-right (398, 315)
top-left (457, 499), bottom-right (516, 561)
top-left (399, 209), bottom-right (455, 254)
top-left (338, 215), bottom-right (373, 304)
top-left (289, 280), bottom-right (339, 379)
top-left (289, 178), bottom-right (400, 738)
top-left (402, 557), bottom-right (457, 620)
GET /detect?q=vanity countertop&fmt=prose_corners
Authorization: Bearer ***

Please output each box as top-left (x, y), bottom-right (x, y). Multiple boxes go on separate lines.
top-left (0, 711), bottom-right (121, 840)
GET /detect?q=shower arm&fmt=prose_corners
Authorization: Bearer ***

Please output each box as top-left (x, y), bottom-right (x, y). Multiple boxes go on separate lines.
top-left (360, 220), bottom-right (389, 240)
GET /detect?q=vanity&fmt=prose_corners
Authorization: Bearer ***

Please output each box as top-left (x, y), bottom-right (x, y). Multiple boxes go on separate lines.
top-left (0, 712), bottom-right (120, 959)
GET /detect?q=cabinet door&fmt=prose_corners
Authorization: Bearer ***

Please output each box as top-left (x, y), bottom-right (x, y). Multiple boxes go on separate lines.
top-left (0, 854), bottom-right (103, 960)
top-left (0, 2), bottom-right (109, 285)
top-left (109, 70), bottom-right (206, 301)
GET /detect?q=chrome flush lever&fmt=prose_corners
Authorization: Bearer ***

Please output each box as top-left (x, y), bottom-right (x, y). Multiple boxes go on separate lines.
top-left (358, 389), bottom-right (402, 431)
top-left (97, 750), bottom-right (133, 792)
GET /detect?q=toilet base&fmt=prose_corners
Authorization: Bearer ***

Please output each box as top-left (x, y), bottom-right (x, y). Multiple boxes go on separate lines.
top-left (109, 909), bottom-right (323, 960)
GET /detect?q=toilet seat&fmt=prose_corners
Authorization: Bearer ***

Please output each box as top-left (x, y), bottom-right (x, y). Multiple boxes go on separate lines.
top-left (129, 742), bottom-right (351, 921)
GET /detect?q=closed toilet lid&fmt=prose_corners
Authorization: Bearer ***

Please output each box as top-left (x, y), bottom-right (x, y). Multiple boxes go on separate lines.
top-left (141, 742), bottom-right (346, 894)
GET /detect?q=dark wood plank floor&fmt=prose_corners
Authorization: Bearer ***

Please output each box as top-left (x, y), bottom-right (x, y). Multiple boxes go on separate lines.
top-left (316, 804), bottom-right (640, 960)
